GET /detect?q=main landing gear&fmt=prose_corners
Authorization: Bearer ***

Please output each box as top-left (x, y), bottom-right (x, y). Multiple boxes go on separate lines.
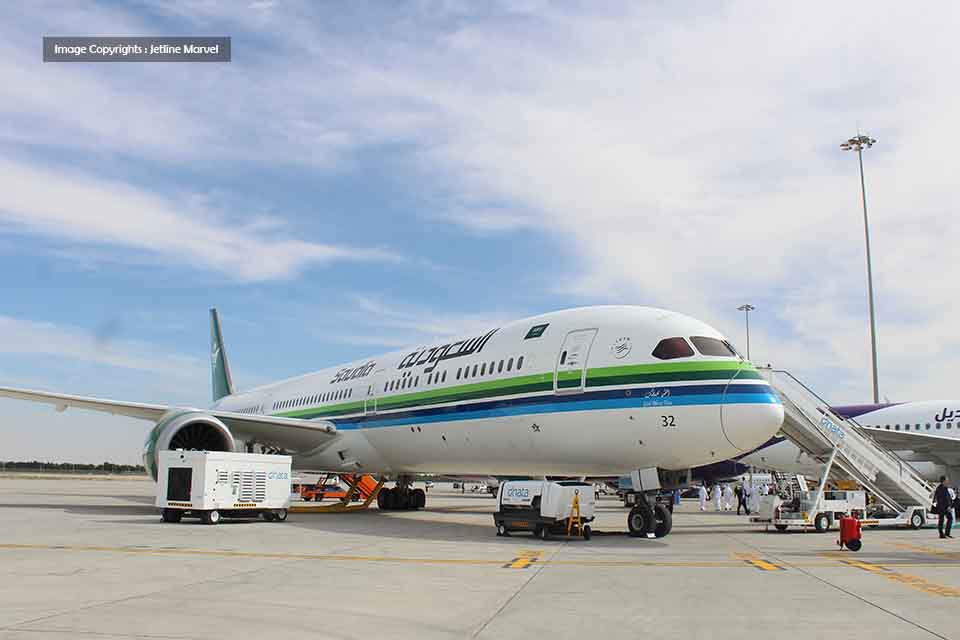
top-left (377, 476), bottom-right (426, 511)
top-left (625, 493), bottom-right (673, 538)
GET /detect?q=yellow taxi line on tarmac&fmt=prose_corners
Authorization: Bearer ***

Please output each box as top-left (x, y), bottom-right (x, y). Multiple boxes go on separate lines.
top-left (881, 540), bottom-right (960, 559)
top-left (842, 558), bottom-right (960, 598)
top-left (2, 542), bottom-right (960, 570)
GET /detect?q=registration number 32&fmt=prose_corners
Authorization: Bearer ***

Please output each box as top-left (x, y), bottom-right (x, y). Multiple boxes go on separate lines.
top-left (660, 415), bottom-right (676, 427)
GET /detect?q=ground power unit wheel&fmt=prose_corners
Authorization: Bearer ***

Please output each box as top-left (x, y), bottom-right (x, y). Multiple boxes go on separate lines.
top-left (263, 511), bottom-right (276, 522)
top-left (202, 509), bottom-right (221, 525)
top-left (273, 509), bottom-right (288, 522)
top-left (774, 524), bottom-right (789, 532)
top-left (161, 508), bottom-right (182, 523)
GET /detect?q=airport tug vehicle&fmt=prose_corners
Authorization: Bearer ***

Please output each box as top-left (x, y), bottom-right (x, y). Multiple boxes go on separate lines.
top-left (494, 481), bottom-right (595, 540)
top-left (156, 450), bottom-right (292, 525)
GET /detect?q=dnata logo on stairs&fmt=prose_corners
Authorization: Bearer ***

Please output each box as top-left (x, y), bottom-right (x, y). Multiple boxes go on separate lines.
top-left (819, 416), bottom-right (845, 441)
top-left (268, 471), bottom-right (289, 480)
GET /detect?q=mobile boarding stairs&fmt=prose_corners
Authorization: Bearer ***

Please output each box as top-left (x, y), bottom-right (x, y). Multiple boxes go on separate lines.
top-left (756, 369), bottom-right (933, 530)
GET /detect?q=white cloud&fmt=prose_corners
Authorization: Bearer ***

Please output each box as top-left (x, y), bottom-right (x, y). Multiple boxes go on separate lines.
top-left (0, 315), bottom-right (205, 384)
top-left (0, 159), bottom-right (401, 281)
top-left (335, 294), bottom-right (516, 349)
top-left (3, 2), bottom-right (959, 404)
top-left (282, 2), bottom-right (958, 402)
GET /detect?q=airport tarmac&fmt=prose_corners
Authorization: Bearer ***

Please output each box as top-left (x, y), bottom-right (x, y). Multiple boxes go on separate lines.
top-left (1, 476), bottom-right (959, 640)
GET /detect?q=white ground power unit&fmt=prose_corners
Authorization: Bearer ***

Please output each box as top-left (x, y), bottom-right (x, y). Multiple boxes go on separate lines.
top-left (493, 480), bottom-right (595, 539)
top-left (156, 450), bottom-right (292, 525)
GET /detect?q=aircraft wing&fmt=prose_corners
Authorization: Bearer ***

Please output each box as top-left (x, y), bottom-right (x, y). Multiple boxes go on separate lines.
top-left (0, 385), bottom-right (337, 452)
top-left (862, 428), bottom-right (960, 467)
top-left (0, 385), bottom-right (168, 420)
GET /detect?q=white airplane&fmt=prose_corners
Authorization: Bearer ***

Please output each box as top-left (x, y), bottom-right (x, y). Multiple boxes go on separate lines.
top-left (0, 305), bottom-right (783, 536)
top-left (739, 401), bottom-right (960, 481)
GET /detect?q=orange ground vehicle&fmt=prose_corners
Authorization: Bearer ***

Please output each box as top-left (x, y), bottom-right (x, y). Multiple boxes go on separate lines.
top-left (293, 474), bottom-right (377, 502)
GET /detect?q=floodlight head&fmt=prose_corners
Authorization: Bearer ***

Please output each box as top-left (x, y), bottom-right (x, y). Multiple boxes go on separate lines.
top-left (841, 134), bottom-right (877, 152)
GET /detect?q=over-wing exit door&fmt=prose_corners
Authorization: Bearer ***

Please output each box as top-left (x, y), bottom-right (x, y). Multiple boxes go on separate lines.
top-left (554, 329), bottom-right (598, 393)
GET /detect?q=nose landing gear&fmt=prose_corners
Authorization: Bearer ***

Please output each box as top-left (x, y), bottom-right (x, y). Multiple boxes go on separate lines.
top-left (626, 494), bottom-right (673, 538)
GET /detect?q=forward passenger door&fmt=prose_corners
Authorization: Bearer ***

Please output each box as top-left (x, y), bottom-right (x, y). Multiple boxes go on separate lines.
top-left (554, 329), bottom-right (598, 394)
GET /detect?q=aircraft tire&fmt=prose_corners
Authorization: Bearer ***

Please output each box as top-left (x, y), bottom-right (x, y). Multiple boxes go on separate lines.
top-left (377, 488), bottom-right (388, 509)
top-left (653, 503), bottom-right (673, 538)
top-left (412, 489), bottom-right (426, 510)
top-left (627, 502), bottom-right (654, 537)
top-left (383, 488), bottom-right (396, 510)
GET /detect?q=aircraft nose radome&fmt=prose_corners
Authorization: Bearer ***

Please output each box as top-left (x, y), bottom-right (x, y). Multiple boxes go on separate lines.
top-left (720, 400), bottom-right (784, 453)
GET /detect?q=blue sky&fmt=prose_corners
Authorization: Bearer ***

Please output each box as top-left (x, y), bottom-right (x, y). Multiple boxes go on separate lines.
top-left (2, 1), bottom-right (959, 463)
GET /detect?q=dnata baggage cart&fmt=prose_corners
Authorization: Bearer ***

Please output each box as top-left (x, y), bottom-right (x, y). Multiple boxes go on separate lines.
top-left (752, 490), bottom-right (866, 533)
top-left (157, 450), bottom-right (292, 525)
top-left (493, 480), bottom-right (595, 540)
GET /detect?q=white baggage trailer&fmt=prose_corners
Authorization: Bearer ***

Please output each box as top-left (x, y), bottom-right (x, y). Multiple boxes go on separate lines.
top-left (156, 450), bottom-right (292, 525)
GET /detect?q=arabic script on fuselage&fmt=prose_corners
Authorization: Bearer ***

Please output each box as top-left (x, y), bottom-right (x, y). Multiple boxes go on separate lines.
top-left (397, 328), bottom-right (499, 374)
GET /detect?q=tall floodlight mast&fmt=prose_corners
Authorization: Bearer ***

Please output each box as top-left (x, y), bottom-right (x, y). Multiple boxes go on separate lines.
top-left (840, 134), bottom-right (879, 403)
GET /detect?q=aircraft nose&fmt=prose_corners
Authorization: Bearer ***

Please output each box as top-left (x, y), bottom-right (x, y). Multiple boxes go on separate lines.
top-left (720, 385), bottom-right (784, 452)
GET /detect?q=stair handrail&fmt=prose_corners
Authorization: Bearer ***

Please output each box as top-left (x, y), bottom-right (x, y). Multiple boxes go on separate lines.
top-left (763, 368), bottom-right (932, 499)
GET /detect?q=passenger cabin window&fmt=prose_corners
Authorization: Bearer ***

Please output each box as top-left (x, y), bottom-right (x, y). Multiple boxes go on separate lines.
top-left (517, 356), bottom-right (524, 369)
top-left (690, 336), bottom-right (738, 357)
top-left (442, 371), bottom-right (447, 382)
top-left (507, 357), bottom-right (513, 371)
top-left (481, 363), bottom-right (486, 376)
top-left (652, 337), bottom-right (695, 360)
top-left (498, 360), bottom-right (504, 373)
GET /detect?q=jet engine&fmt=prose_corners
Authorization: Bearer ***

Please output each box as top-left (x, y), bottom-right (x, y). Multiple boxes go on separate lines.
top-left (142, 410), bottom-right (236, 480)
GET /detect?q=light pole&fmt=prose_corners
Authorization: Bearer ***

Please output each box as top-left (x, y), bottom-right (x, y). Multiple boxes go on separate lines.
top-left (737, 304), bottom-right (755, 360)
top-left (841, 134), bottom-right (879, 403)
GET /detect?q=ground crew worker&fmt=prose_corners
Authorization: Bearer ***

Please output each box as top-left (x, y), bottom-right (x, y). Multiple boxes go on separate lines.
top-left (698, 484), bottom-right (708, 511)
top-left (722, 484), bottom-right (734, 511)
top-left (934, 476), bottom-right (953, 539)
top-left (714, 482), bottom-right (723, 511)
top-left (741, 483), bottom-right (752, 516)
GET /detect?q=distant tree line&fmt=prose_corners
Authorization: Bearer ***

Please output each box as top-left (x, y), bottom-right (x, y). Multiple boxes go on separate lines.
top-left (0, 460), bottom-right (146, 474)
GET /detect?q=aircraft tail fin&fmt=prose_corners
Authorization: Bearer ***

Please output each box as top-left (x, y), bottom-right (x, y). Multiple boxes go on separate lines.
top-left (209, 308), bottom-right (235, 402)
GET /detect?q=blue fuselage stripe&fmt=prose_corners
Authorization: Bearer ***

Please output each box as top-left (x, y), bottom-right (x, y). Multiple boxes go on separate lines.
top-left (310, 383), bottom-right (779, 431)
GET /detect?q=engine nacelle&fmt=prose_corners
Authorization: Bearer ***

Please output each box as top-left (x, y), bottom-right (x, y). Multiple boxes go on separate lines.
top-left (142, 410), bottom-right (236, 481)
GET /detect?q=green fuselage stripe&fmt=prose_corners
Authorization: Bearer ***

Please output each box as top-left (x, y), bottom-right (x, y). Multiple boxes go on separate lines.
top-left (273, 360), bottom-right (761, 420)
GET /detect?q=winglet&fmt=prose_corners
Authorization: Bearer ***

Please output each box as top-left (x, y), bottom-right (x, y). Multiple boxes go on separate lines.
top-left (210, 308), bottom-right (235, 402)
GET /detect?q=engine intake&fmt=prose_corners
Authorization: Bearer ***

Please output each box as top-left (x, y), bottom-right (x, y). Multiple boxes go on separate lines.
top-left (142, 410), bottom-right (236, 480)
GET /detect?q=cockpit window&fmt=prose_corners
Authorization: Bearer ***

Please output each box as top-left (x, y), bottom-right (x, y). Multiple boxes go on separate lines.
top-left (651, 337), bottom-right (695, 360)
top-left (690, 336), bottom-right (738, 357)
